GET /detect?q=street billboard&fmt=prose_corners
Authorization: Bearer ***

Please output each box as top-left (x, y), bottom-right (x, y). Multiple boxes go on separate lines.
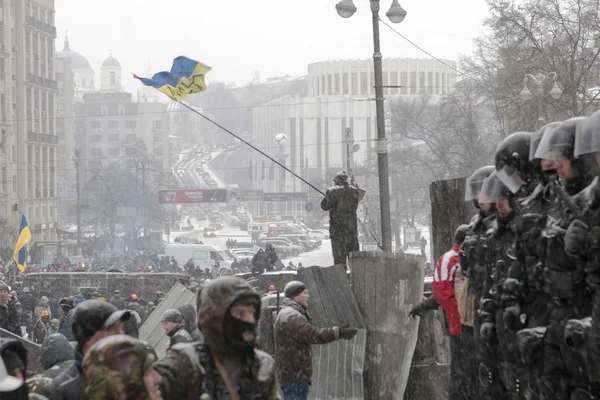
top-left (263, 192), bottom-right (308, 202)
top-left (228, 189), bottom-right (263, 202)
top-left (157, 189), bottom-right (227, 204)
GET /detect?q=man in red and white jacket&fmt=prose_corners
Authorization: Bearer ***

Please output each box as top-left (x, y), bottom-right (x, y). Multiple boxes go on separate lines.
top-left (432, 226), bottom-right (469, 336)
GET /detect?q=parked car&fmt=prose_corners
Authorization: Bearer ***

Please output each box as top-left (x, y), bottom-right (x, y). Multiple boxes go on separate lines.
top-left (258, 238), bottom-right (303, 257)
top-left (280, 234), bottom-right (320, 250)
top-left (278, 236), bottom-right (310, 251)
top-left (232, 241), bottom-right (256, 249)
top-left (308, 230), bottom-right (329, 240)
top-left (229, 249), bottom-right (257, 261)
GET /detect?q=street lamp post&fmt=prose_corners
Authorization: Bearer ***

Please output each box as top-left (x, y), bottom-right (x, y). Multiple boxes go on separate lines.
top-left (336, 0), bottom-right (406, 252)
top-left (519, 72), bottom-right (562, 128)
top-left (275, 133), bottom-right (288, 215)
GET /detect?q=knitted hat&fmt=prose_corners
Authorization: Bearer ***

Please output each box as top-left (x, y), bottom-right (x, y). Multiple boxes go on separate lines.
top-left (284, 281), bottom-right (306, 299)
top-left (160, 309), bottom-right (183, 324)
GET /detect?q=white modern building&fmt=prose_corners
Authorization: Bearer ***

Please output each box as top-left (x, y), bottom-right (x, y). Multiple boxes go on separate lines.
top-left (251, 58), bottom-right (458, 195)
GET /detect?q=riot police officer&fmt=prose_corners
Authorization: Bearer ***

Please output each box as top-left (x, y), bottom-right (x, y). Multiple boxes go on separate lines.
top-left (460, 165), bottom-right (507, 399)
top-left (494, 129), bottom-right (557, 399)
top-left (562, 110), bottom-right (600, 393)
top-left (477, 171), bottom-right (518, 398)
top-left (534, 117), bottom-right (595, 400)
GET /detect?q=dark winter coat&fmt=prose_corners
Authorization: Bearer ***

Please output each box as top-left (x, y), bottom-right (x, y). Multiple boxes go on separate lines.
top-left (57, 310), bottom-right (74, 342)
top-left (20, 293), bottom-right (36, 314)
top-left (31, 319), bottom-right (49, 344)
top-left (40, 334), bottom-right (73, 379)
top-left (274, 298), bottom-right (338, 384)
top-left (0, 296), bottom-right (21, 334)
top-left (459, 210), bottom-right (496, 296)
top-left (167, 324), bottom-right (192, 348)
top-left (109, 295), bottom-right (126, 310)
top-left (178, 304), bottom-right (205, 343)
top-left (154, 276), bottom-right (279, 400)
top-left (320, 183), bottom-right (359, 241)
top-left (41, 350), bottom-right (86, 400)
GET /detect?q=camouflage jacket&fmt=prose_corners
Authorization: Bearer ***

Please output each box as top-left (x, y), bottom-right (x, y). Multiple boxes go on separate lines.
top-left (154, 342), bottom-right (280, 400)
top-left (273, 298), bottom-right (338, 384)
top-left (320, 184), bottom-right (359, 238)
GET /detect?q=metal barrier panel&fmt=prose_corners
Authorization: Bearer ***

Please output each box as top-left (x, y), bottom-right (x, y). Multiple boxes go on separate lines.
top-left (139, 282), bottom-right (196, 357)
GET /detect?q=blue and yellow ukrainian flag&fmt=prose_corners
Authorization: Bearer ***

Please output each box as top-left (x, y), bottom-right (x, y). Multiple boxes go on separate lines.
top-left (12, 216), bottom-right (31, 272)
top-left (133, 56), bottom-right (211, 101)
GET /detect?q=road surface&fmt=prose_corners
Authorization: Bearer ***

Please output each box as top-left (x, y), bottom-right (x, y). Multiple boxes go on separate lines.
top-left (169, 217), bottom-right (334, 267)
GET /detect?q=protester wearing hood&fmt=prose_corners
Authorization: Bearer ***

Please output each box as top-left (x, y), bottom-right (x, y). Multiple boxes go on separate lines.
top-left (274, 281), bottom-right (357, 399)
top-left (160, 309), bottom-right (191, 348)
top-left (83, 335), bottom-right (162, 400)
top-left (42, 300), bottom-right (130, 400)
top-left (39, 334), bottom-right (73, 379)
top-left (26, 334), bottom-right (73, 396)
top-left (153, 276), bottom-right (279, 399)
top-left (177, 304), bottom-right (204, 343)
top-left (0, 339), bottom-right (29, 400)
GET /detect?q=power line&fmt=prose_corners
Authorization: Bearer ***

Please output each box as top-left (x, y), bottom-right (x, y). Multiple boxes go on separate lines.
top-left (378, 18), bottom-right (471, 81)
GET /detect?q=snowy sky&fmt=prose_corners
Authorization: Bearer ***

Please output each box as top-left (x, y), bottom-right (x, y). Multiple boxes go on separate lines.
top-left (55, 0), bottom-right (489, 93)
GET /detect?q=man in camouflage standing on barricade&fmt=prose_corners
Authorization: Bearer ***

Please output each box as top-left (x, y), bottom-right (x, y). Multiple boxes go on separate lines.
top-left (321, 171), bottom-right (360, 269)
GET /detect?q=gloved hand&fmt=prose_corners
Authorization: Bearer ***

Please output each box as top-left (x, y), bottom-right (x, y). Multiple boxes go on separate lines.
top-left (409, 302), bottom-right (425, 319)
top-left (339, 324), bottom-right (358, 340)
top-left (565, 219), bottom-right (589, 257)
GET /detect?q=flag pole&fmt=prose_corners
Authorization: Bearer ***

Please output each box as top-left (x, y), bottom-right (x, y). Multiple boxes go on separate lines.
top-left (177, 101), bottom-right (327, 197)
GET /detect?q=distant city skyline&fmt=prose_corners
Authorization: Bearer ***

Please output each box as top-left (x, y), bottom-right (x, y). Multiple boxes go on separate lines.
top-left (54, 0), bottom-right (489, 96)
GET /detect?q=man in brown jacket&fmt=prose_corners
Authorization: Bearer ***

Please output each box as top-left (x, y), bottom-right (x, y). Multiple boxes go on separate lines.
top-left (274, 281), bottom-right (357, 400)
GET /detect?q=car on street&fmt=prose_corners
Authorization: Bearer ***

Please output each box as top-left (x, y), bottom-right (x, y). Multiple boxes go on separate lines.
top-left (308, 229), bottom-right (329, 240)
top-left (258, 238), bottom-right (303, 257)
top-left (280, 234), bottom-right (320, 250)
top-left (228, 249), bottom-right (258, 261)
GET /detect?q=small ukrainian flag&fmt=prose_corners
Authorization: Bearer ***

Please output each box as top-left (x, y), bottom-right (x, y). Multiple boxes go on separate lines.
top-left (12, 216), bottom-right (32, 272)
top-left (133, 56), bottom-right (211, 101)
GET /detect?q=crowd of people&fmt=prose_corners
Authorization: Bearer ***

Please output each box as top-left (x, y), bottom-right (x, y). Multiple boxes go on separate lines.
top-left (411, 112), bottom-right (600, 400)
top-left (0, 273), bottom-right (358, 400)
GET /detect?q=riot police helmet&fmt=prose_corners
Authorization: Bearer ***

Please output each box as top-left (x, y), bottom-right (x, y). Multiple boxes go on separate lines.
top-left (464, 165), bottom-right (495, 201)
top-left (479, 171), bottom-right (511, 204)
top-left (534, 117), bottom-right (586, 161)
top-left (574, 109), bottom-right (600, 174)
top-left (530, 122), bottom-right (561, 161)
top-left (454, 225), bottom-right (470, 245)
top-left (494, 131), bottom-right (534, 193)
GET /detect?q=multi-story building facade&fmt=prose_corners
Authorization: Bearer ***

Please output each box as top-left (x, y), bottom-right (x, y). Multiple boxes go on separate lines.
top-left (251, 58), bottom-right (458, 198)
top-left (5, 0), bottom-right (59, 242)
top-left (55, 52), bottom-right (74, 224)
